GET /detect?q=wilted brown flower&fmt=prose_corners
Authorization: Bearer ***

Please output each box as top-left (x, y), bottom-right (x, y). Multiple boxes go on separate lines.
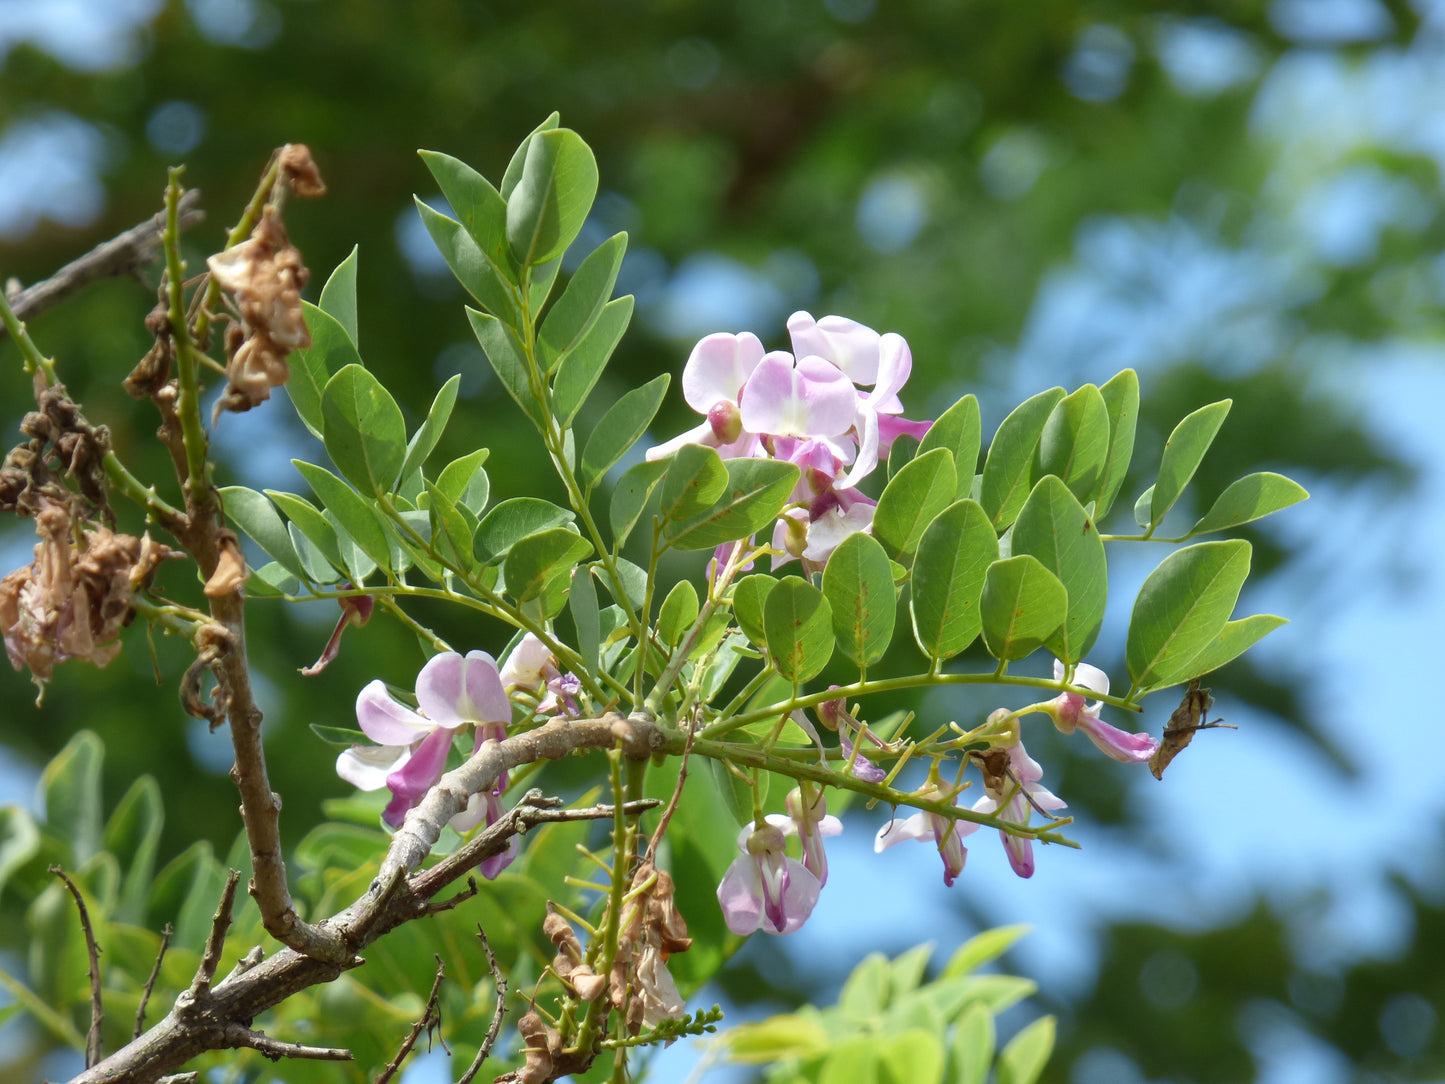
top-left (208, 197), bottom-right (316, 417)
top-left (203, 531), bottom-right (249, 598)
top-left (0, 497), bottom-right (178, 685)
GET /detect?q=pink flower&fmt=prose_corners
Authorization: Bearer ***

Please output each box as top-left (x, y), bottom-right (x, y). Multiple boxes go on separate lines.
top-left (336, 650), bottom-right (510, 831)
top-left (646, 332), bottom-right (765, 462)
top-left (717, 822), bottom-right (822, 935)
top-left (1048, 660), bottom-right (1158, 763)
top-left (874, 781), bottom-right (978, 887)
top-left (971, 740), bottom-right (1066, 879)
top-left (740, 351), bottom-right (857, 440)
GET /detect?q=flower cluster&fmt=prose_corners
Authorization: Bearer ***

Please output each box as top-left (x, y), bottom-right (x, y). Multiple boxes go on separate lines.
top-left (720, 660), bottom-right (1164, 937)
top-left (336, 649), bottom-right (517, 876)
top-left (649, 312), bottom-right (932, 567)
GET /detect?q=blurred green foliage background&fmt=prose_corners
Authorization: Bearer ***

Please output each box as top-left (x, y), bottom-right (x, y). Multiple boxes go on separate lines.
top-left (2, 1), bottom-right (1442, 1081)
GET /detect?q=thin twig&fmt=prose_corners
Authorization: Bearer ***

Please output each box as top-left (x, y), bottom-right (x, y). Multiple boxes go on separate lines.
top-left (0, 190), bottom-right (204, 338)
top-left (374, 956), bottom-right (447, 1084)
top-left (188, 869), bottom-right (241, 1002)
top-left (155, 1075), bottom-right (199, 1084)
top-left (222, 1025), bottom-right (353, 1062)
top-left (49, 866), bottom-right (104, 1067)
top-left (135, 923), bottom-right (173, 1039)
top-left (458, 926), bottom-right (508, 1084)
top-left (424, 875), bottom-right (479, 917)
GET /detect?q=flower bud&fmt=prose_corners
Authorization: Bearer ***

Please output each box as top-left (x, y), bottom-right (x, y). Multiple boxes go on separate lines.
top-left (708, 399), bottom-right (743, 444)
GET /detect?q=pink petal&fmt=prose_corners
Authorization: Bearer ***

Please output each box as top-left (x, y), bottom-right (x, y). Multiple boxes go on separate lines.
top-left (835, 408), bottom-right (879, 490)
top-left (1078, 715), bottom-right (1159, 763)
top-left (500, 634), bottom-right (552, 689)
top-left (385, 725), bottom-right (455, 808)
top-left (877, 414), bottom-right (932, 451)
top-left (874, 811), bottom-right (936, 851)
top-left (355, 680), bottom-right (433, 745)
top-left (336, 743), bottom-right (409, 790)
top-left (787, 311), bottom-right (882, 385)
top-left (870, 333), bottom-right (913, 408)
top-left (717, 855), bottom-right (766, 935)
top-left (646, 419), bottom-right (717, 462)
top-left (418, 650), bottom-right (509, 726)
top-left (741, 353), bottom-right (857, 438)
top-left (681, 331), bottom-right (765, 413)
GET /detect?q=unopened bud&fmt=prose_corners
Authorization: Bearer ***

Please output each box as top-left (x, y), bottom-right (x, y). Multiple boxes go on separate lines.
top-left (708, 399), bottom-right (743, 444)
top-left (783, 514), bottom-right (809, 558)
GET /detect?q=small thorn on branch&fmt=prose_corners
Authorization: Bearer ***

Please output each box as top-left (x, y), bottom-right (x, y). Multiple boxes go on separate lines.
top-left (135, 922), bottom-right (173, 1039)
top-left (49, 865), bottom-right (104, 1068)
top-left (374, 955), bottom-right (448, 1084)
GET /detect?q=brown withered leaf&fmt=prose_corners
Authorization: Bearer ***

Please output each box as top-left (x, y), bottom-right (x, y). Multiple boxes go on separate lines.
top-left (1149, 679), bottom-right (1237, 780)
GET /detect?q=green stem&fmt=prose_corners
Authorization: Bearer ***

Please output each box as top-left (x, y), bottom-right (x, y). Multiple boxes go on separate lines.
top-left (0, 290), bottom-right (57, 383)
top-left (703, 670), bottom-right (1141, 739)
top-left (103, 452), bottom-right (185, 527)
top-left (573, 750), bottom-right (636, 1053)
top-left (163, 169), bottom-right (211, 506)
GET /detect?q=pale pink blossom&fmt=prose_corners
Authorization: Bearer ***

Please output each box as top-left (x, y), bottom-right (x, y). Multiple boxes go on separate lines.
top-left (717, 823), bottom-right (822, 935)
top-left (1048, 660), bottom-right (1159, 763)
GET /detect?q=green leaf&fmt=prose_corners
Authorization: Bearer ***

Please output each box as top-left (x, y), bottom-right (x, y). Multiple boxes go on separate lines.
top-left (266, 489), bottom-right (345, 575)
top-left (918, 393), bottom-right (981, 496)
top-left (840, 952), bottom-right (891, 1017)
top-left (1095, 368), bottom-right (1139, 520)
top-left (0, 807), bottom-right (40, 900)
top-left (996, 1015), bottom-right (1055, 1084)
top-left (322, 364), bottom-right (407, 495)
top-left (309, 723), bottom-right (365, 748)
top-left (821, 532), bottom-right (896, 669)
top-left (399, 374), bottom-right (461, 487)
top-left (659, 443), bottom-right (729, 525)
top-left (552, 295), bottom-right (633, 425)
top-left (42, 730), bottom-right (103, 866)
top-left (1126, 539), bottom-right (1253, 690)
top-left (1134, 485), bottom-right (1155, 528)
top-left (318, 245), bottom-right (359, 348)
top-left (731, 573), bottom-right (776, 648)
top-left (951, 1004), bottom-right (996, 1084)
top-left (980, 555), bottom-right (1067, 662)
top-left (502, 528), bottom-right (593, 602)
top-left (717, 1013), bottom-right (830, 1064)
top-left (475, 497), bottom-right (575, 564)
top-left (219, 486), bottom-right (305, 579)
top-left (435, 447), bottom-right (491, 507)
top-left (910, 499), bottom-right (997, 660)
top-left (657, 580), bottom-right (700, 646)
top-left (580, 374), bottom-right (670, 485)
top-left (419, 149), bottom-right (518, 305)
top-left (466, 307), bottom-right (544, 428)
top-left (413, 198), bottom-right (519, 327)
top-left (943, 925), bottom-right (1033, 977)
top-left (151, 840), bottom-right (226, 951)
top-left (570, 565), bottom-right (601, 674)
top-left (423, 480), bottom-right (474, 569)
top-left (878, 1030), bottom-right (945, 1084)
top-left (608, 458), bottom-right (669, 548)
top-left (1035, 384), bottom-right (1110, 506)
top-left (246, 560), bottom-right (296, 596)
top-left (1191, 472), bottom-right (1309, 535)
top-left (609, 557), bottom-right (648, 610)
top-left (288, 302), bottom-right (362, 440)
top-left (1011, 476), bottom-right (1107, 664)
top-left (1161, 613), bottom-right (1286, 685)
top-left (1150, 399), bottom-right (1232, 528)
top-left (874, 448), bottom-right (958, 566)
top-left (326, 508), bottom-right (380, 583)
top-left (501, 113), bottom-right (561, 199)
top-left (763, 576), bottom-right (834, 683)
top-left (293, 460), bottom-right (394, 575)
top-left (506, 127), bottom-right (599, 267)
top-left (889, 434), bottom-right (920, 478)
top-left (539, 232), bottom-right (627, 371)
top-left (102, 775), bottom-right (163, 924)
top-left (980, 386), bottom-right (1065, 530)
top-left (665, 457), bottom-right (800, 551)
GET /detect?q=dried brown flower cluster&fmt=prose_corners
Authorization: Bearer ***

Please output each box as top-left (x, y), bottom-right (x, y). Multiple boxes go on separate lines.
top-left (1, 379), bottom-right (112, 520)
top-left (0, 496), bottom-right (176, 684)
top-left (611, 861), bottom-right (691, 1033)
top-left (208, 144), bottom-right (324, 417)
